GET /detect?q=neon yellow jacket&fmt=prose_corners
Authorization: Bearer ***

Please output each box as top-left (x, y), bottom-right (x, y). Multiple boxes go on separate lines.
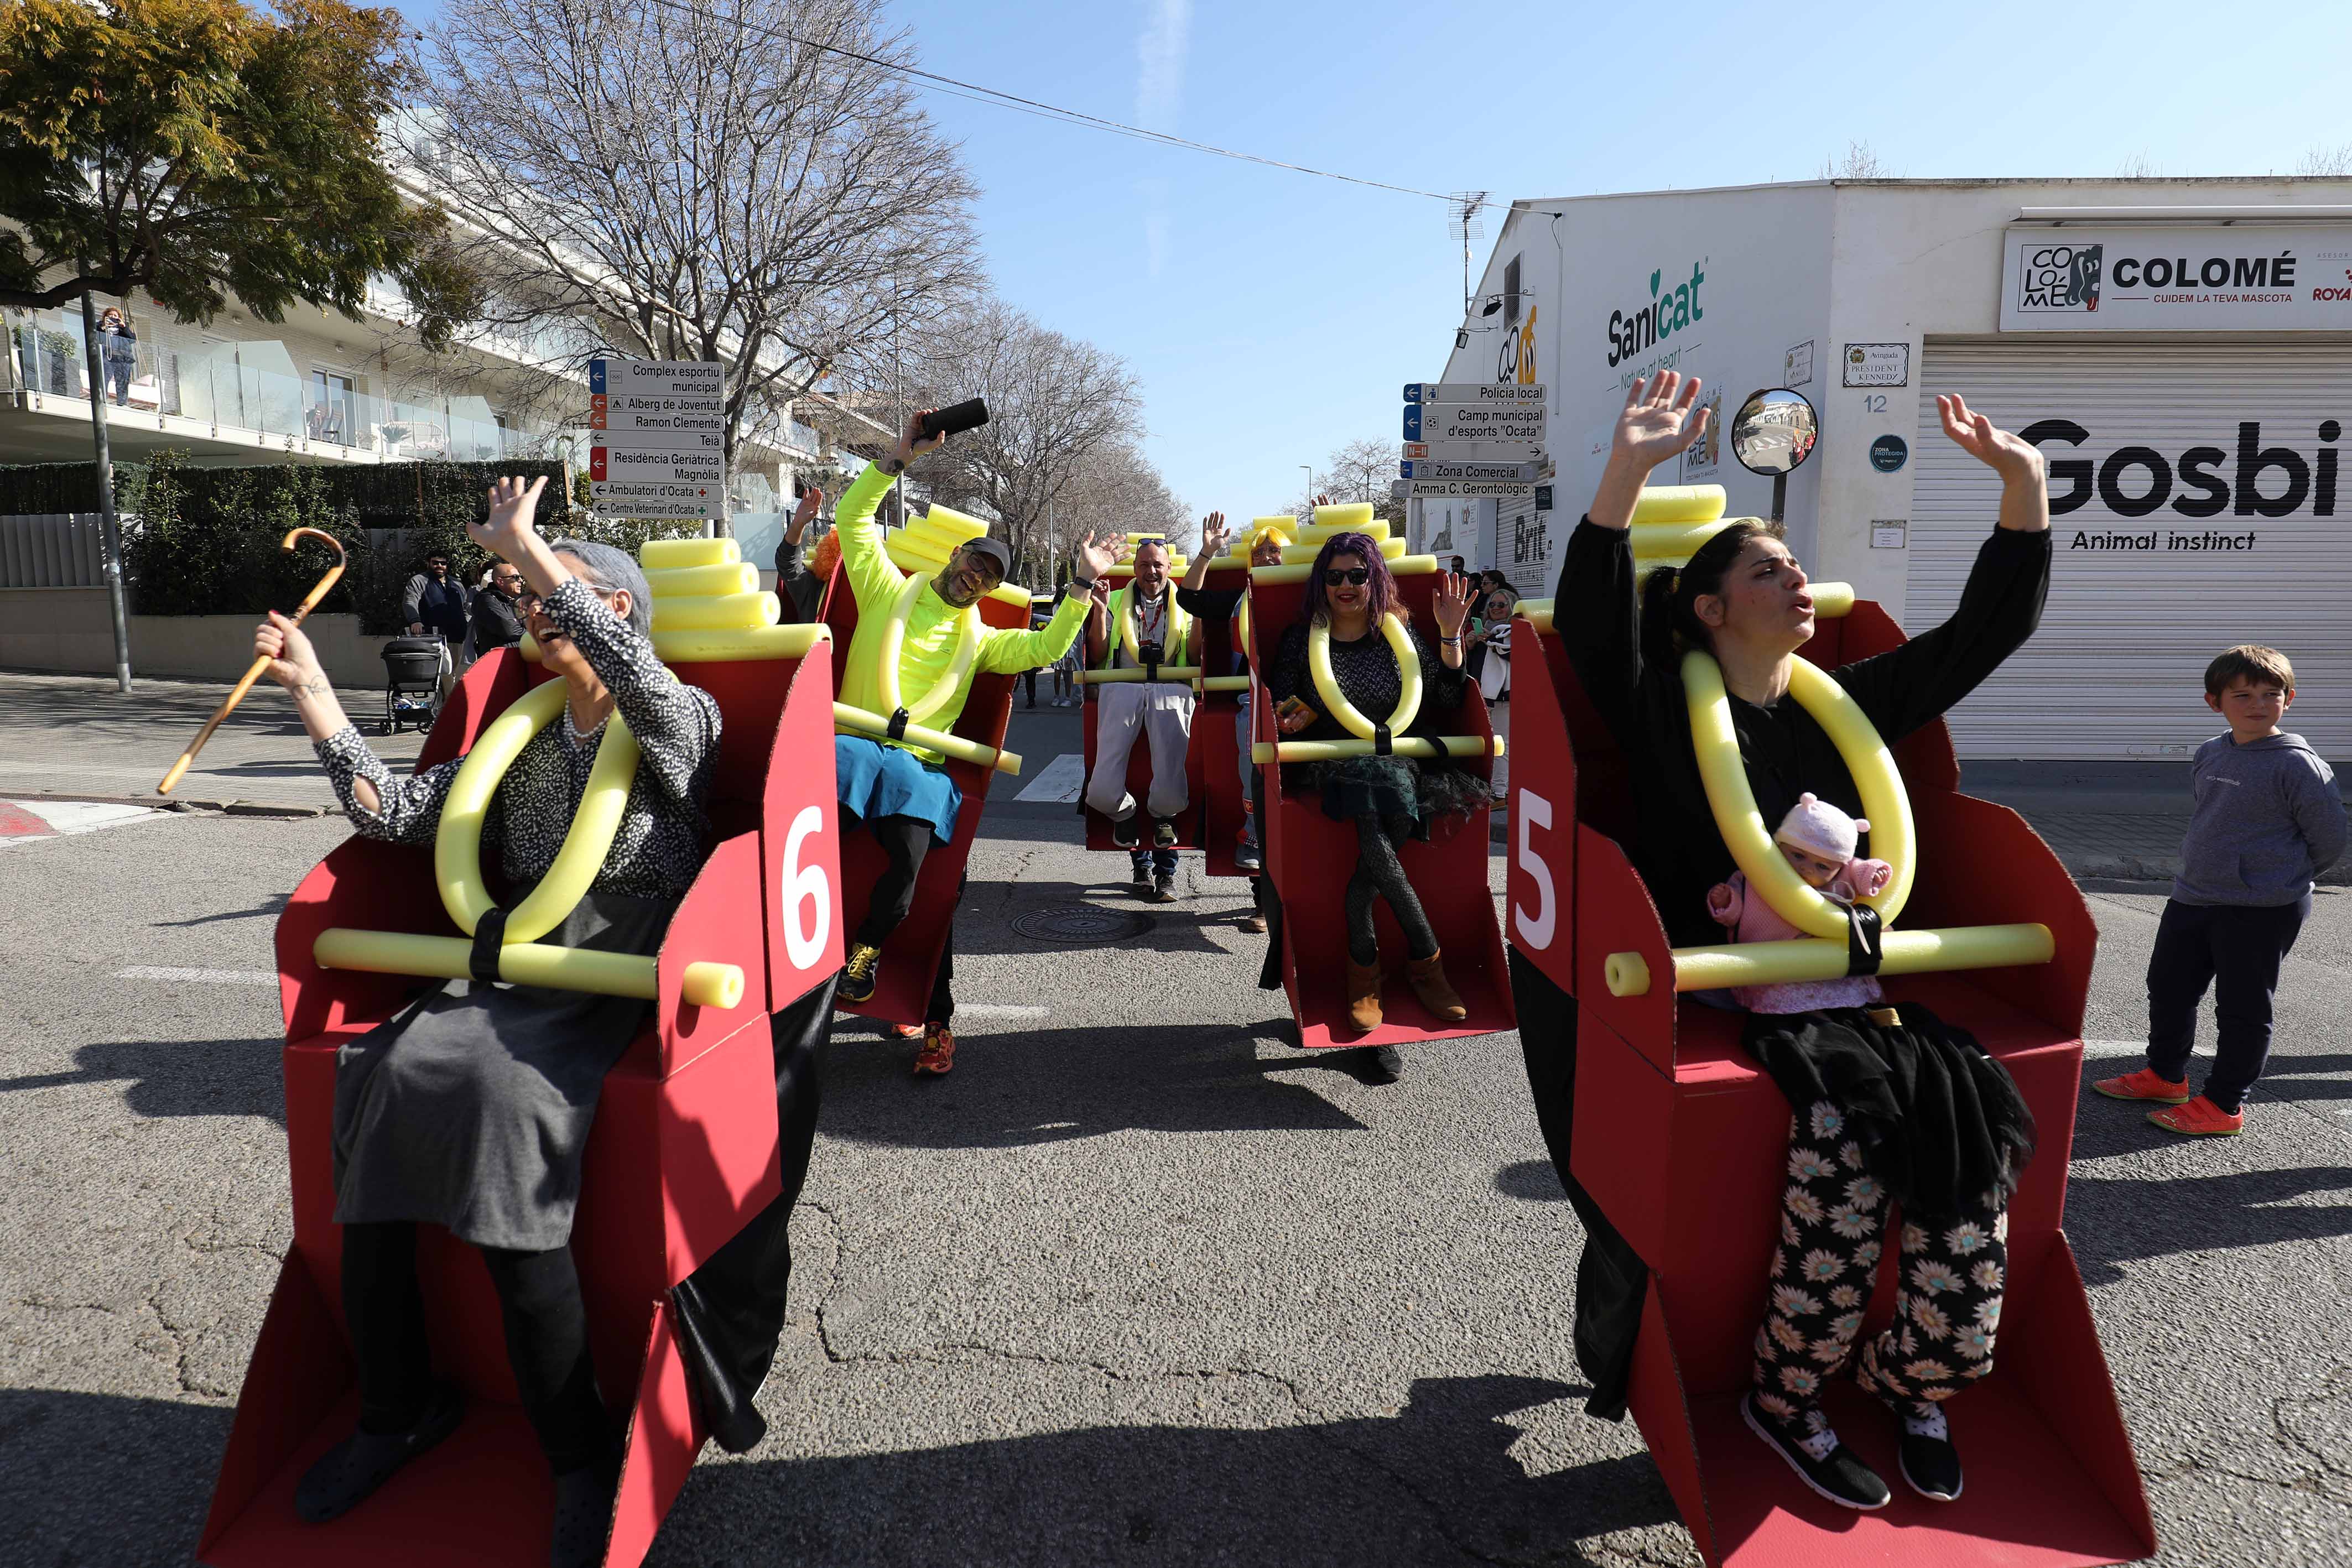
top-left (834, 463), bottom-right (1088, 760)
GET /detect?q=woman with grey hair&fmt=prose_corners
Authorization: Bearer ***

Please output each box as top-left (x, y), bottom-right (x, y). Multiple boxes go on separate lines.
top-left (249, 477), bottom-right (718, 1567)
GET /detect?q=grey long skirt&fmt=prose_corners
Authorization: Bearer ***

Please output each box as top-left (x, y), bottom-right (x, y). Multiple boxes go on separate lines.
top-left (332, 889), bottom-right (676, 1253)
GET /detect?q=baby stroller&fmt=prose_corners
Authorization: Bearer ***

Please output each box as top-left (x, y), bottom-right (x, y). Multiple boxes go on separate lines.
top-left (379, 635), bottom-right (448, 735)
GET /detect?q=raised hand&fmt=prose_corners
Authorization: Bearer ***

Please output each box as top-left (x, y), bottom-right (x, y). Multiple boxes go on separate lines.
top-left (1198, 510), bottom-right (1230, 558)
top-left (892, 409), bottom-right (947, 467)
top-left (1937, 394), bottom-right (2043, 480)
top-left (1433, 570), bottom-right (1476, 638)
top-left (1611, 372), bottom-right (1710, 471)
top-left (254, 610), bottom-right (326, 693)
top-left (1073, 527), bottom-right (1120, 584)
top-left (471, 475), bottom-right (549, 560)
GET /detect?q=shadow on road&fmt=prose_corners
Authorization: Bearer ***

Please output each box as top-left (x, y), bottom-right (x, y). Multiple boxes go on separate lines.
top-left (2065, 1164), bottom-right (2352, 1285)
top-left (654, 1372), bottom-right (1676, 1568)
top-left (0, 1387), bottom-right (230, 1568)
top-left (1495, 1159), bottom-right (1569, 1202)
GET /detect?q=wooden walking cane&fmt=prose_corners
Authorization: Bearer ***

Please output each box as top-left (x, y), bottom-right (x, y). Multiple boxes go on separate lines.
top-left (157, 527), bottom-right (349, 795)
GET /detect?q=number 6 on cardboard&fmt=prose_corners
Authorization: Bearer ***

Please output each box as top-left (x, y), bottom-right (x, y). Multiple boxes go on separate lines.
top-left (779, 804), bottom-right (831, 971)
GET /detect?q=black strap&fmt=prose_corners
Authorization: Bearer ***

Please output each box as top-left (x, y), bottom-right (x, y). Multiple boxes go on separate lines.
top-left (1143, 654), bottom-right (1161, 684)
top-left (469, 906), bottom-right (511, 986)
top-left (1373, 723), bottom-right (1393, 757)
top-left (886, 706), bottom-right (911, 741)
top-left (1845, 902), bottom-right (1884, 978)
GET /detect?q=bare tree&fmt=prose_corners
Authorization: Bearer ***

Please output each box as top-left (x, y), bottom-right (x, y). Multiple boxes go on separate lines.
top-left (1288, 436), bottom-right (1406, 527)
top-left (2115, 151), bottom-right (2160, 179)
top-left (2296, 142), bottom-right (2352, 176)
top-left (413, 0), bottom-right (981, 532)
top-left (1045, 440), bottom-right (1184, 579)
top-left (904, 298), bottom-right (1148, 577)
top-left (1820, 140), bottom-right (1895, 180)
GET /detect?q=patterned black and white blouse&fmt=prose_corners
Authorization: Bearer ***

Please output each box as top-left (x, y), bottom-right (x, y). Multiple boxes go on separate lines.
top-left (318, 577), bottom-right (721, 900)
top-left (1267, 617), bottom-right (1470, 744)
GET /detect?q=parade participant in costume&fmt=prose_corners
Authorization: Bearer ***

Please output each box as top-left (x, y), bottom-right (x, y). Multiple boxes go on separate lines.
top-left (252, 476), bottom-right (717, 1567)
top-left (1177, 512), bottom-right (1291, 924)
top-left (1266, 535), bottom-right (1489, 1064)
top-left (1540, 374), bottom-right (2049, 1510)
top-left (832, 411), bottom-right (1116, 1072)
top-left (1084, 534), bottom-right (1196, 903)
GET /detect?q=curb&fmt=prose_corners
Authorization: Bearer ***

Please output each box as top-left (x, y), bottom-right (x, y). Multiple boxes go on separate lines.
top-left (0, 788), bottom-right (326, 819)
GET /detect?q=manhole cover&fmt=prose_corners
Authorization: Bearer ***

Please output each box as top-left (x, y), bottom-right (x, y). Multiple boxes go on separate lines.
top-left (1010, 905), bottom-right (1157, 945)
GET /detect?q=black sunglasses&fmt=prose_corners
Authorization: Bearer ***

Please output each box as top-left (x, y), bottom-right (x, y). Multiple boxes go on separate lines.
top-left (1323, 567), bottom-right (1371, 587)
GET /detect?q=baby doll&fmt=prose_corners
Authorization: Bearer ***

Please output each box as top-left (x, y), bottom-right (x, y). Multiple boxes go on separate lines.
top-left (1706, 793), bottom-right (1893, 1014)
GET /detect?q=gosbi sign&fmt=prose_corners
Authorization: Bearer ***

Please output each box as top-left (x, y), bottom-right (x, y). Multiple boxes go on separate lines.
top-left (1999, 227), bottom-right (2352, 331)
top-left (2027, 415), bottom-right (2343, 553)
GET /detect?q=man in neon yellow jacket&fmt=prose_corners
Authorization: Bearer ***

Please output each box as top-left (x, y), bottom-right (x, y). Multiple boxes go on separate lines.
top-left (832, 411), bottom-right (1117, 1072)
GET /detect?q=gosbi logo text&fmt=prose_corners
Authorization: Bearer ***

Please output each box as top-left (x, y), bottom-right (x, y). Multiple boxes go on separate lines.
top-left (2016, 244), bottom-right (2102, 311)
top-left (2023, 418), bottom-right (2341, 518)
top-left (1604, 261), bottom-right (1704, 367)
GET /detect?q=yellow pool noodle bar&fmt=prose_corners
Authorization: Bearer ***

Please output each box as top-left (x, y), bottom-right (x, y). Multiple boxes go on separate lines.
top-left (834, 702), bottom-right (1022, 775)
top-left (1602, 923), bottom-right (2056, 998)
top-left (1294, 518), bottom-right (1390, 545)
top-left (1276, 537), bottom-right (1404, 565)
top-left (639, 536), bottom-right (742, 570)
top-left (1253, 735), bottom-right (1505, 764)
top-left (1629, 485), bottom-right (1726, 525)
top-left (646, 561), bottom-right (759, 598)
top-left (1195, 675), bottom-right (1251, 692)
top-left (1079, 665), bottom-right (1206, 684)
top-left (921, 504), bottom-right (990, 541)
top-left (1631, 520), bottom-right (1744, 559)
top-left (1251, 556), bottom-right (1438, 584)
top-left (1513, 583), bottom-right (1851, 636)
top-left (651, 592), bottom-right (781, 631)
top-left (315, 927), bottom-right (745, 1009)
top-left (652, 624), bottom-right (830, 663)
top-left (1308, 503), bottom-right (1378, 532)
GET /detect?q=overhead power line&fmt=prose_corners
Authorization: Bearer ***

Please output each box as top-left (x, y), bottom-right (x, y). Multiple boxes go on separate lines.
top-left (633, 0), bottom-right (1495, 210)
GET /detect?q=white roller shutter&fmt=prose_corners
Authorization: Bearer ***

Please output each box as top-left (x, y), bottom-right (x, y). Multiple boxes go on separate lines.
top-left (1909, 336), bottom-right (2351, 765)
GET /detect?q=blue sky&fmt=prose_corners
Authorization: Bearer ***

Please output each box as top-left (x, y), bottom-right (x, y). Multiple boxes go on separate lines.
top-left (399, 0), bottom-right (2352, 519)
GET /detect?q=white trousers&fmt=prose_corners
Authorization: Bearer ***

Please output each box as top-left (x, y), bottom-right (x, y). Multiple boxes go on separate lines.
top-left (1086, 680), bottom-right (1194, 821)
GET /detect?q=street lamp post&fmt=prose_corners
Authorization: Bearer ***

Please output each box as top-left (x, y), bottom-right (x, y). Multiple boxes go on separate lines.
top-left (1300, 465), bottom-right (1313, 515)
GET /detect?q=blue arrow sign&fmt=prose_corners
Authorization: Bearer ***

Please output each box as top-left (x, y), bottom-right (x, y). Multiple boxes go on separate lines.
top-left (1403, 406), bottom-right (1423, 440)
top-left (589, 358), bottom-right (607, 393)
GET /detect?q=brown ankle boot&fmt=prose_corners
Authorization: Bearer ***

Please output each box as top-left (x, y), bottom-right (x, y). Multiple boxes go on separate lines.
top-left (1407, 951), bottom-right (1467, 1021)
top-left (1345, 956), bottom-right (1383, 1033)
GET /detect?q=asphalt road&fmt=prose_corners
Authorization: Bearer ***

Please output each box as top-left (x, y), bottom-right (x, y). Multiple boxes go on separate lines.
top-left (3, 700), bottom-right (2350, 1567)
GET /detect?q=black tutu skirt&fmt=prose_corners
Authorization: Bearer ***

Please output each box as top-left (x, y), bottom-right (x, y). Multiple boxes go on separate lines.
top-left (1298, 753), bottom-right (1494, 836)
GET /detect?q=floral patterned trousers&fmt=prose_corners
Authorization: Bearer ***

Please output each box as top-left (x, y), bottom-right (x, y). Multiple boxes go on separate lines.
top-left (1749, 1100), bottom-right (2011, 1434)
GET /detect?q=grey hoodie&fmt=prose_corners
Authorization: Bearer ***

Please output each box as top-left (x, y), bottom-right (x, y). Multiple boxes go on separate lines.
top-left (2172, 731), bottom-right (2347, 907)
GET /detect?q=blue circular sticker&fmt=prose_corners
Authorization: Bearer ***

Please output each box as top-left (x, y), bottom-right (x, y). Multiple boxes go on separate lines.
top-left (1869, 434), bottom-right (1908, 473)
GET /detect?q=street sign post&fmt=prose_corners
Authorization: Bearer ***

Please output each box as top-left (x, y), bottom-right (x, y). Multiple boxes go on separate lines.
top-left (590, 444), bottom-right (725, 485)
top-left (589, 393), bottom-right (725, 433)
top-left (587, 360), bottom-right (729, 530)
top-left (1403, 440), bottom-right (1547, 463)
top-left (1403, 383), bottom-right (1546, 405)
top-left (586, 425), bottom-right (723, 451)
top-left (588, 358), bottom-right (725, 396)
top-left (1399, 459), bottom-right (1539, 482)
top-left (590, 496), bottom-right (721, 519)
top-left (1404, 404), bottom-right (1547, 443)
top-left (1404, 480), bottom-right (1536, 499)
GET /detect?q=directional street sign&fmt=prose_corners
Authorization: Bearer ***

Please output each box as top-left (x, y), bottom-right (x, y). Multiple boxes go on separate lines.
top-left (1399, 459), bottom-right (1539, 482)
top-left (1404, 404), bottom-right (1547, 443)
top-left (1403, 440), bottom-right (1547, 462)
top-left (590, 496), bottom-right (720, 519)
top-left (1404, 480), bottom-right (1536, 499)
top-left (590, 444), bottom-right (724, 485)
top-left (590, 479), bottom-right (719, 502)
top-left (587, 358), bottom-right (724, 397)
top-left (587, 425), bottom-right (721, 452)
top-left (589, 392), bottom-right (725, 433)
top-left (1402, 382), bottom-right (1546, 405)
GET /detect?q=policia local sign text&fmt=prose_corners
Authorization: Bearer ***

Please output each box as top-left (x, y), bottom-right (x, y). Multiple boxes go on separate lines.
top-left (2000, 226), bottom-right (2352, 331)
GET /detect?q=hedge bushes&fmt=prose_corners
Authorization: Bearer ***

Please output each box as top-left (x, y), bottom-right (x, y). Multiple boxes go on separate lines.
top-left (0, 455), bottom-right (703, 632)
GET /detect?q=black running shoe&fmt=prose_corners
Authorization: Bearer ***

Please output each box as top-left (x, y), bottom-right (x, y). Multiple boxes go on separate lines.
top-left (839, 942), bottom-right (881, 1004)
top-left (1153, 817), bottom-right (1177, 849)
top-left (550, 1458), bottom-right (621, 1568)
top-left (1741, 1392), bottom-right (1891, 1511)
top-left (1111, 814), bottom-right (1140, 848)
top-left (1151, 873), bottom-right (1178, 904)
top-left (1235, 841), bottom-right (1262, 872)
top-left (295, 1385), bottom-right (465, 1524)
top-left (1896, 1401), bottom-right (1963, 1502)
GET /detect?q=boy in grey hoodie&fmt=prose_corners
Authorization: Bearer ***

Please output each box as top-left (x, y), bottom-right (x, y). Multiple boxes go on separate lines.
top-left (2096, 645), bottom-right (2346, 1135)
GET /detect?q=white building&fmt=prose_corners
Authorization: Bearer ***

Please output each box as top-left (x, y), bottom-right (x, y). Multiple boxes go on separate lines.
top-left (1433, 177), bottom-right (2352, 764)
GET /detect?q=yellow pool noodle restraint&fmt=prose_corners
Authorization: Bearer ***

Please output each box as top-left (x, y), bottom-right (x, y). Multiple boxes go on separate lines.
top-left (875, 570), bottom-right (982, 723)
top-left (1254, 735), bottom-right (1503, 764)
top-left (1308, 614), bottom-right (1423, 741)
top-left (1113, 582), bottom-right (1191, 668)
top-left (833, 701), bottom-right (1020, 775)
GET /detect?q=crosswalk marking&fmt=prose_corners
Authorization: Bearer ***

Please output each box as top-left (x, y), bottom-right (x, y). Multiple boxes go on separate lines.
top-left (118, 966), bottom-right (278, 986)
top-left (1, 799), bottom-right (162, 844)
top-left (1014, 752), bottom-right (1085, 804)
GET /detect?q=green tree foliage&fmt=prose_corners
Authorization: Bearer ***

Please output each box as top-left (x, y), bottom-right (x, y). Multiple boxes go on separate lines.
top-left (0, 0), bottom-right (478, 346)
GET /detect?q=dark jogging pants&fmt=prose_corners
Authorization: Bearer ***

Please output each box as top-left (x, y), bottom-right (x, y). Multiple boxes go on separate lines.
top-left (2146, 894), bottom-right (2311, 1114)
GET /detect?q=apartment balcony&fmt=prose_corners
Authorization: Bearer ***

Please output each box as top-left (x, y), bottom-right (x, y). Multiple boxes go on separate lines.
top-left (1, 322), bottom-right (548, 469)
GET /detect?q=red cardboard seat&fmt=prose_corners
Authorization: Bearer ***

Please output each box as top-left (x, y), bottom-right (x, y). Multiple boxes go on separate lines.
top-left (201, 634), bottom-right (845, 1568)
top-left (1503, 600), bottom-right (2157, 1568)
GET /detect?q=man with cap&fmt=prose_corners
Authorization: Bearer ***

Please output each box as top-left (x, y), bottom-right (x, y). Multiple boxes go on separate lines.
top-left (1083, 534), bottom-right (1196, 903)
top-left (831, 410), bottom-right (1117, 1074)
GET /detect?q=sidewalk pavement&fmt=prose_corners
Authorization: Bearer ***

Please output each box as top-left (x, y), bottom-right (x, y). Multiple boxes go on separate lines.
top-left (0, 668), bottom-right (426, 815)
top-left (6, 668), bottom-right (2342, 888)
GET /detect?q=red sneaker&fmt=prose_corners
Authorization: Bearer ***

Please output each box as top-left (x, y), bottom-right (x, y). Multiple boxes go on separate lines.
top-left (912, 1023), bottom-right (955, 1076)
top-left (891, 1023), bottom-right (922, 1040)
top-left (2093, 1067), bottom-right (2190, 1105)
top-left (2148, 1095), bottom-right (2243, 1137)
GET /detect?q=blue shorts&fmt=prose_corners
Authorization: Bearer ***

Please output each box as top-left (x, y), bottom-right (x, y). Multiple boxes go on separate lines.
top-left (835, 734), bottom-right (962, 845)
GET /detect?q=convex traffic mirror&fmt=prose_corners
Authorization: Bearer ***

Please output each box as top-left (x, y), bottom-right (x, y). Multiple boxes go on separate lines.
top-left (1730, 387), bottom-right (1818, 476)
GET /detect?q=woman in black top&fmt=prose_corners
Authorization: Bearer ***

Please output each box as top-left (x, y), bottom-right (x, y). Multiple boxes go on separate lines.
top-left (1266, 534), bottom-right (1487, 1048)
top-left (1533, 374), bottom-right (2051, 1510)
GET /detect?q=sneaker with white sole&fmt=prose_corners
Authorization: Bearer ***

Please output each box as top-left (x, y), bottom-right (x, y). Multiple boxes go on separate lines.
top-left (1896, 1401), bottom-right (1963, 1501)
top-left (1742, 1393), bottom-right (1891, 1512)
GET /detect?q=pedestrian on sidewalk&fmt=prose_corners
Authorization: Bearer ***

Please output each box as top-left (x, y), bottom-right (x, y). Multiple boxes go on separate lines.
top-left (470, 563), bottom-right (528, 658)
top-left (2098, 644), bottom-right (2346, 1137)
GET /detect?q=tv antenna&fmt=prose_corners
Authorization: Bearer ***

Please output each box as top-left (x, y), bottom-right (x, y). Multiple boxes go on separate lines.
top-left (1450, 192), bottom-right (1489, 315)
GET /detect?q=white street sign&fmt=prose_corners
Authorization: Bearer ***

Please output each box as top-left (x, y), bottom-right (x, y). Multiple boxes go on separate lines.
top-left (592, 446), bottom-right (725, 484)
top-left (1403, 440), bottom-right (1547, 462)
top-left (590, 393), bottom-right (725, 432)
top-left (1400, 459), bottom-right (1539, 482)
top-left (1405, 404), bottom-right (1547, 443)
top-left (589, 426), bottom-right (722, 452)
top-left (1403, 382), bottom-right (1546, 405)
top-left (588, 358), bottom-right (725, 395)
top-left (591, 496), bottom-right (719, 519)
top-left (1406, 480), bottom-right (1535, 499)
top-left (590, 479), bottom-right (722, 502)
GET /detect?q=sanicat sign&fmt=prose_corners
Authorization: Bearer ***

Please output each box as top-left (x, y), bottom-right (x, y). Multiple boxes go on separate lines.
top-left (1605, 261), bottom-right (1706, 367)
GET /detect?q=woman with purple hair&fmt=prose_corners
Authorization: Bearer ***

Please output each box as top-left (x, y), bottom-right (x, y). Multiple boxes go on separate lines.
top-left (1268, 533), bottom-right (1487, 1073)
